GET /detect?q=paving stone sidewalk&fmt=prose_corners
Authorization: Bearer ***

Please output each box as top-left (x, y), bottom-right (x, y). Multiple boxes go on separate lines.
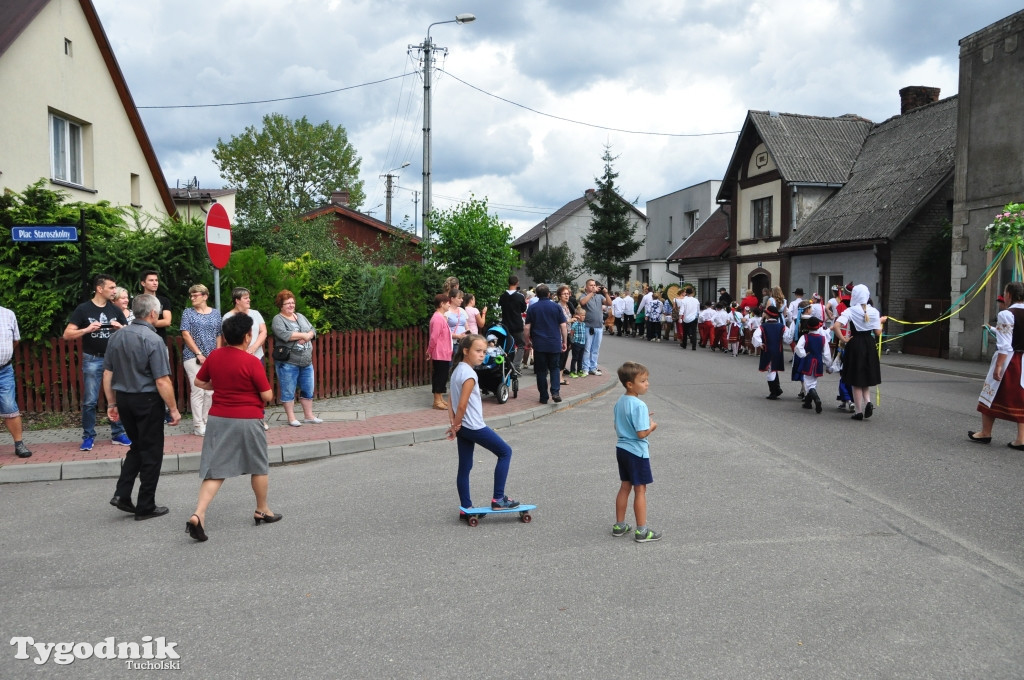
top-left (0, 366), bottom-right (619, 483)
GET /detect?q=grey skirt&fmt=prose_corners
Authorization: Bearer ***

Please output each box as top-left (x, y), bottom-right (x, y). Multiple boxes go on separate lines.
top-left (199, 415), bottom-right (269, 479)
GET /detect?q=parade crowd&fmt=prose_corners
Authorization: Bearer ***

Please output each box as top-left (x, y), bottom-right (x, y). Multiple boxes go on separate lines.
top-left (3, 270), bottom-right (1023, 546)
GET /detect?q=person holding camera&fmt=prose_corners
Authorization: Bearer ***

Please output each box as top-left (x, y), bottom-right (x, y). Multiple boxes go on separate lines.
top-left (579, 279), bottom-right (612, 376)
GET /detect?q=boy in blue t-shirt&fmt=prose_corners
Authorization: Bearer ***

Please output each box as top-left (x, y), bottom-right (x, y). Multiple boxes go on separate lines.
top-left (612, 361), bottom-right (661, 542)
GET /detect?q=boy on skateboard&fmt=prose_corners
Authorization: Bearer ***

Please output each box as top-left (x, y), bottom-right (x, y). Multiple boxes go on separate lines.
top-left (612, 361), bottom-right (661, 542)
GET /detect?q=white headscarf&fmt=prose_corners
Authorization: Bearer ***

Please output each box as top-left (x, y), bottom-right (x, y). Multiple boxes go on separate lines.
top-left (850, 284), bottom-right (870, 307)
top-left (842, 284), bottom-right (880, 330)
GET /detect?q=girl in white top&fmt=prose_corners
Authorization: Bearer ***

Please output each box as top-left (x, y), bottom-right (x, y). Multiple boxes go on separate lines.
top-left (449, 334), bottom-right (518, 516)
top-left (831, 284), bottom-right (883, 420)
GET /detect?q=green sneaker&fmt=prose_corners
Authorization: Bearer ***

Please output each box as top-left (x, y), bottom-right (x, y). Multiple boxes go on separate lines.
top-left (612, 522), bottom-right (631, 537)
top-left (634, 528), bottom-right (662, 543)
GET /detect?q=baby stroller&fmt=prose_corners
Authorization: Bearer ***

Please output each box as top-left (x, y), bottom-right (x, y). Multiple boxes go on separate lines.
top-left (474, 323), bottom-right (520, 404)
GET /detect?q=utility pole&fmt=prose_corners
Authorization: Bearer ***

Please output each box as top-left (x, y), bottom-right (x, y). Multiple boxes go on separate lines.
top-left (410, 14), bottom-right (476, 248)
top-left (413, 190), bottom-right (420, 237)
top-left (385, 174), bottom-right (394, 226)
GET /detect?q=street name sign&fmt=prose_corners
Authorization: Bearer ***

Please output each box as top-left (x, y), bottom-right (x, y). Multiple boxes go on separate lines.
top-left (11, 225), bottom-right (79, 242)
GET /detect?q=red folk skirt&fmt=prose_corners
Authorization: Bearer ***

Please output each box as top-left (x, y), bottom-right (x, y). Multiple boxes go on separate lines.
top-left (978, 351), bottom-right (1024, 423)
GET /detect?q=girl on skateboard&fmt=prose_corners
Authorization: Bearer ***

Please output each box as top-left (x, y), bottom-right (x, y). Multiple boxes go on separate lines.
top-left (447, 334), bottom-right (519, 520)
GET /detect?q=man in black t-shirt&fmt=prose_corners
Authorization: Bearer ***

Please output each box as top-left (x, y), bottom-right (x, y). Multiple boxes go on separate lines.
top-left (138, 270), bottom-right (172, 338)
top-left (63, 273), bottom-right (129, 450)
top-left (498, 275), bottom-right (527, 372)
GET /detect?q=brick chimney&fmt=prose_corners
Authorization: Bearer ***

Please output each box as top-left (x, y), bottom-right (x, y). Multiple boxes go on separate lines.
top-left (584, 188), bottom-right (596, 197)
top-left (899, 86), bottom-right (940, 114)
top-left (330, 189), bottom-right (350, 206)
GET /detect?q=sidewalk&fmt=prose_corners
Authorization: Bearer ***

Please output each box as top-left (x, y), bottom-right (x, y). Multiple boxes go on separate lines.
top-left (0, 366), bottom-right (620, 484)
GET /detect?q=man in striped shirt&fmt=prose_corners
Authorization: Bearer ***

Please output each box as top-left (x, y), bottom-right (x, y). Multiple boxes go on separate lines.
top-left (0, 306), bottom-right (31, 458)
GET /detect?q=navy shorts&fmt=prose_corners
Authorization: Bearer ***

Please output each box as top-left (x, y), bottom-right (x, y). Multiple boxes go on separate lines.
top-left (616, 447), bottom-right (653, 486)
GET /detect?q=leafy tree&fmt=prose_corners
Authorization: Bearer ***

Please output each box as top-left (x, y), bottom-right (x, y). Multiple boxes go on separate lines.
top-left (221, 246), bottom-right (293, 324)
top-left (427, 197), bottom-right (520, 308)
top-left (212, 113), bottom-right (365, 227)
top-left (524, 241), bottom-right (583, 286)
top-left (581, 146), bottom-right (642, 291)
top-left (233, 213), bottom-right (341, 262)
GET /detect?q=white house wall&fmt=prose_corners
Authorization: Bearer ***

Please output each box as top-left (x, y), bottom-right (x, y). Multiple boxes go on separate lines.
top-left (0, 0), bottom-right (168, 215)
top-left (516, 203), bottom-right (646, 291)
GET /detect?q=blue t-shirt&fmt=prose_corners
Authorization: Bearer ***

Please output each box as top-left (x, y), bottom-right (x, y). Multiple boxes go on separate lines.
top-left (614, 394), bottom-right (650, 458)
top-left (525, 298), bottom-right (565, 353)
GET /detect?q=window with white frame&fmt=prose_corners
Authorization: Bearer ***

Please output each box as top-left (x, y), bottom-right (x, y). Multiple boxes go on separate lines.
top-left (50, 114), bottom-right (83, 185)
top-left (751, 197), bottom-right (772, 239)
top-left (685, 210), bottom-right (699, 236)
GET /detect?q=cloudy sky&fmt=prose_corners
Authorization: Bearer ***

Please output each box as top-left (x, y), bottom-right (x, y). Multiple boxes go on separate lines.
top-left (94, 0), bottom-right (1020, 238)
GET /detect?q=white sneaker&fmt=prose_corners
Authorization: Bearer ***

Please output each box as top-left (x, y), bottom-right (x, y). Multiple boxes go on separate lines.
top-left (302, 417), bottom-right (324, 424)
top-left (289, 420), bottom-right (302, 427)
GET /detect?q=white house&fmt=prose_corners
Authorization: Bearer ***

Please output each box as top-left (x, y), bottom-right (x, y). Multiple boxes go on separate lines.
top-left (511, 188), bottom-right (647, 291)
top-left (0, 0), bottom-right (175, 216)
top-left (636, 179), bottom-right (722, 288)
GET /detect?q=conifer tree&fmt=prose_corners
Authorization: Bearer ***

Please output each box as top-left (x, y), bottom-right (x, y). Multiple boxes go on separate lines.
top-left (581, 146), bottom-right (641, 291)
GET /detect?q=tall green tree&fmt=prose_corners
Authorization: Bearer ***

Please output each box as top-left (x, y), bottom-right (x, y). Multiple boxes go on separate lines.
top-left (212, 113), bottom-right (365, 227)
top-left (581, 146), bottom-right (641, 291)
top-left (428, 197), bottom-right (520, 308)
top-left (524, 241), bottom-right (583, 286)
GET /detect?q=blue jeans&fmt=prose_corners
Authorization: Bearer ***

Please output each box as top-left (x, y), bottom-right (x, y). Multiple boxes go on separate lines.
top-left (0, 363), bottom-right (19, 417)
top-left (456, 426), bottom-right (512, 509)
top-left (275, 361), bottom-right (314, 403)
top-left (583, 327), bottom-right (604, 373)
top-left (82, 353), bottom-right (124, 440)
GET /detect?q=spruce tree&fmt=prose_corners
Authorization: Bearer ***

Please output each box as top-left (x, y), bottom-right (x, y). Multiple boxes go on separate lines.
top-left (581, 146), bottom-right (641, 291)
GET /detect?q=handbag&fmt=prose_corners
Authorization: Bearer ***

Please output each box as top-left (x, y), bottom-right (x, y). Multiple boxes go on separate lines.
top-left (272, 343), bottom-right (291, 362)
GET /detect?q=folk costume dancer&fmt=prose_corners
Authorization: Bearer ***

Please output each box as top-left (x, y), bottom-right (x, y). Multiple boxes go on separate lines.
top-left (970, 281), bottom-right (1024, 448)
top-left (794, 314), bottom-right (831, 413)
top-left (752, 307), bottom-right (785, 399)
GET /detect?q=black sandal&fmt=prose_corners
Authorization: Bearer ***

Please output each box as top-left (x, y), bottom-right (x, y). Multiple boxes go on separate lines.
top-left (967, 431), bottom-right (991, 444)
top-left (186, 514), bottom-right (208, 542)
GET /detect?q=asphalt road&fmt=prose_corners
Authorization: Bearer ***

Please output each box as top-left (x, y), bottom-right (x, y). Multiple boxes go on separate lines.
top-left (2, 336), bottom-right (1022, 679)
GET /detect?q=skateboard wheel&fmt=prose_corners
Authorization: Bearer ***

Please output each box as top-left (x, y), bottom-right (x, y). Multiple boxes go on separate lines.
top-left (468, 516), bottom-right (479, 527)
top-left (521, 513), bottom-right (532, 523)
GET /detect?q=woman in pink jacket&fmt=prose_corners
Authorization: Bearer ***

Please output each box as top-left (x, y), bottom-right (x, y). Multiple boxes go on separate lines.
top-left (427, 294), bottom-right (453, 410)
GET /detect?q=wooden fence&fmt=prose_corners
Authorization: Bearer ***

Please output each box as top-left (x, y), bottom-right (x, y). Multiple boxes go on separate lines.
top-left (9, 328), bottom-right (430, 414)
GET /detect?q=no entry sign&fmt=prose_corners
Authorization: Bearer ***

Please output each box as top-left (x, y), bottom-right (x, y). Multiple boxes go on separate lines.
top-left (204, 203), bottom-right (232, 269)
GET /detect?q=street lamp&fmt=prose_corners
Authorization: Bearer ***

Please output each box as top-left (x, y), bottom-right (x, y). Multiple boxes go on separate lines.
top-left (413, 13), bottom-right (476, 247)
top-left (380, 161), bottom-right (410, 226)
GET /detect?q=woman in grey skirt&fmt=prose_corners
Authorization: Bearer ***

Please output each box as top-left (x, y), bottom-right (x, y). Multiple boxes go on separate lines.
top-left (185, 313), bottom-right (280, 542)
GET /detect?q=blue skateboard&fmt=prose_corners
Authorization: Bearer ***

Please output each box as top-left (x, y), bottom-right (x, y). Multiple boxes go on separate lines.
top-left (459, 504), bottom-right (536, 527)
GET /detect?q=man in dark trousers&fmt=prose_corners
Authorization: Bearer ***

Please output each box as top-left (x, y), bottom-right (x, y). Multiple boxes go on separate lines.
top-left (524, 284), bottom-right (568, 404)
top-left (104, 294), bottom-right (181, 520)
top-left (499, 275), bottom-right (527, 372)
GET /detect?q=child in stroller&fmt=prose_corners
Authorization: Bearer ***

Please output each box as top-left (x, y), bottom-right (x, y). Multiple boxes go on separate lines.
top-left (473, 324), bottom-right (520, 404)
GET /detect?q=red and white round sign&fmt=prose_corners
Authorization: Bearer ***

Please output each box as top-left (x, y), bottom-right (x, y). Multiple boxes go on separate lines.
top-left (204, 203), bottom-right (232, 269)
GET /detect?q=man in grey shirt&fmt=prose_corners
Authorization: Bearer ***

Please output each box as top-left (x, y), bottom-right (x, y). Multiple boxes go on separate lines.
top-left (103, 294), bottom-right (181, 520)
top-left (579, 279), bottom-right (612, 376)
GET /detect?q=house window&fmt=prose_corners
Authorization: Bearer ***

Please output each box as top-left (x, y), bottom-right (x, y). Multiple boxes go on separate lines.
top-left (641, 268), bottom-right (650, 285)
top-left (50, 114), bottom-right (83, 185)
top-left (815, 274), bottom-right (845, 300)
top-left (64, 38), bottom-right (73, 56)
top-left (751, 197), bottom-right (772, 239)
top-left (668, 215), bottom-right (673, 243)
top-left (685, 210), bottom-right (699, 236)
top-left (130, 173), bottom-right (141, 207)
top-left (699, 278), bottom-right (717, 304)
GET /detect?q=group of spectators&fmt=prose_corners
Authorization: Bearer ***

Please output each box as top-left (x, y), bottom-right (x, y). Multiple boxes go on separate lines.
top-left (49, 270), bottom-right (319, 534)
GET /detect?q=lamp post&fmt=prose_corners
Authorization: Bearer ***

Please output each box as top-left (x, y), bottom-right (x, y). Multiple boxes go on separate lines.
top-left (413, 13), bottom-right (475, 247)
top-left (380, 162), bottom-right (410, 226)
